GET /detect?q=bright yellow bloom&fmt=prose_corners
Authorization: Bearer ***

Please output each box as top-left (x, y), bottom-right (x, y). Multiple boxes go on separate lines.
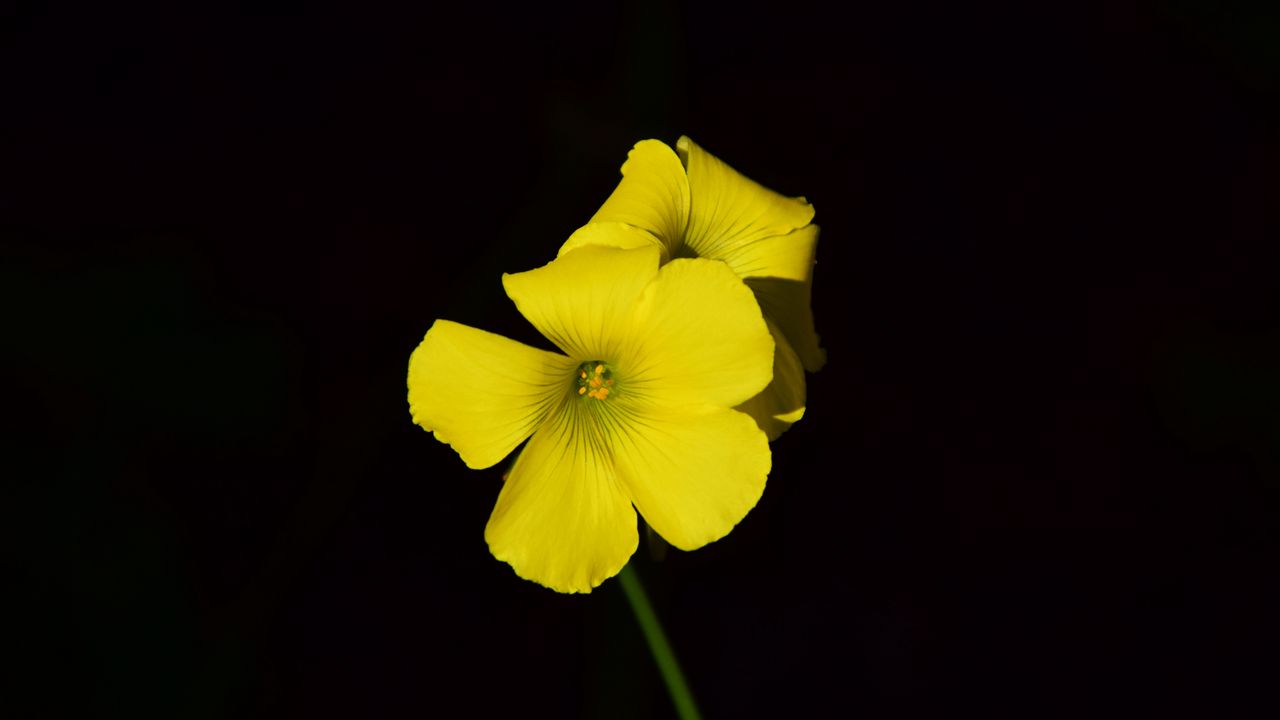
top-left (560, 136), bottom-right (825, 439)
top-left (407, 243), bottom-right (775, 593)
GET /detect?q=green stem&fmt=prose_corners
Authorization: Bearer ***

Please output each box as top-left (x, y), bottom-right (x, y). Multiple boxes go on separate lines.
top-left (617, 564), bottom-right (703, 720)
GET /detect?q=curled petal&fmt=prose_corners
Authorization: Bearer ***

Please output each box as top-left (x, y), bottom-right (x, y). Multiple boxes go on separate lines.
top-left (408, 320), bottom-right (576, 469)
top-left (677, 135), bottom-right (815, 262)
top-left (591, 139), bottom-right (691, 257)
top-left (716, 223), bottom-right (819, 284)
top-left (747, 275), bottom-right (826, 373)
top-left (558, 222), bottom-right (669, 264)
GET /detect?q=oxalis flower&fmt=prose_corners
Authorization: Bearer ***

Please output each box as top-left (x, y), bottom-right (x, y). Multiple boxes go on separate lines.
top-left (561, 136), bottom-right (825, 439)
top-left (407, 243), bottom-right (774, 593)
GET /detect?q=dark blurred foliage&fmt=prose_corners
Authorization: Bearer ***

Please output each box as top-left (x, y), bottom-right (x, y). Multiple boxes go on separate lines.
top-left (3, 0), bottom-right (1279, 717)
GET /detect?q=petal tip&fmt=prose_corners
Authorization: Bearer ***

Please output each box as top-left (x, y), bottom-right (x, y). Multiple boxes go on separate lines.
top-left (674, 135), bottom-right (693, 167)
top-left (776, 406), bottom-right (806, 424)
top-left (487, 531), bottom-right (638, 594)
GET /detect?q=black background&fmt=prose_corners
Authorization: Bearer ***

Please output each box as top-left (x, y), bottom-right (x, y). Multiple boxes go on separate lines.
top-left (5, 1), bottom-right (1279, 717)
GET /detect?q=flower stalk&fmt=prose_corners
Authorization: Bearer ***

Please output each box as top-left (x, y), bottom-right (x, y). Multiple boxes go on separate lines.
top-left (617, 564), bottom-right (703, 720)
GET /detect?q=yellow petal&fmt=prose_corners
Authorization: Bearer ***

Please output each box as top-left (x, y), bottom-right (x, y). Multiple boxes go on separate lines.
top-left (747, 274), bottom-right (826, 372)
top-left (485, 405), bottom-right (638, 593)
top-left (407, 320), bottom-right (576, 469)
top-left (502, 244), bottom-right (661, 361)
top-left (618, 257), bottom-right (774, 409)
top-left (734, 320), bottom-right (807, 440)
top-left (558, 221), bottom-right (669, 264)
top-left (715, 223), bottom-right (819, 283)
top-left (613, 405), bottom-right (770, 551)
top-left (677, 135), bottom-right (815, 263)
top-left (590, 139), bottom-right (690, 257)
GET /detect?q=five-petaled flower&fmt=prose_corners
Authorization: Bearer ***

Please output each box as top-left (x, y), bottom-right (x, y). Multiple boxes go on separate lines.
top-left (407, 242), bottom-right (775, 593)
top-left (560, 136), bottom-right (825, 439)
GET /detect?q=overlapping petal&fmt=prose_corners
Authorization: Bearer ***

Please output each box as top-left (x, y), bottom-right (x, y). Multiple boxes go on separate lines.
top-left (558, 221), bottom-right (668, 263)
top-left (712, 223), bottom-right (819, 284)
top-left (747, 275), bottom-right (826, 372)
top-left (617, 257), bottom-right (774, 409)
top-left (734, 320), bottom-right (807, 440)
top-left (612, 404), bottom-right (770, 551)
top-left (485, 404), bottom-right (638, 593)
top-left (677, 135), bottom-right (815, 262)
top-left (407, 320), bottom-right (577, 469)
top-left (590, 139), bottom-right (690, 256)
top-left (502, 244), bottom-right (661, 361)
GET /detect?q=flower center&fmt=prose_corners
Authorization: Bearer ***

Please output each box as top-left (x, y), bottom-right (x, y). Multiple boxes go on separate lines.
top-left (672, 242), bottom-right (700, 260)
top-left (575, 361), bottom-right (615, 401)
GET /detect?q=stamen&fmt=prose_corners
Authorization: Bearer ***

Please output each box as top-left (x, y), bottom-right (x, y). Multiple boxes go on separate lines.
top-left (575, 360), bottom-right (616, 401)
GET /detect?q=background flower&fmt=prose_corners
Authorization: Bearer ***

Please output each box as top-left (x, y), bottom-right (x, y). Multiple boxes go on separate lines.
top-left (560, 137), bottom-right (824, 439)
top-left (407, 243), bottom-right (774, 592)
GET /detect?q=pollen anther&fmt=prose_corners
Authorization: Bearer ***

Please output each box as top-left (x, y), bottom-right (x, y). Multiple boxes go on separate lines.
top-left (576, 360), bottom-right (615, 401)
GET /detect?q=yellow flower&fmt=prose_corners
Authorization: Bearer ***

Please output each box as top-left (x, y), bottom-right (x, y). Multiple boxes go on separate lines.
top-left (407, 243), bottom-right (775, 593)
top-left (560, 136), bottom-right (825, 439)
